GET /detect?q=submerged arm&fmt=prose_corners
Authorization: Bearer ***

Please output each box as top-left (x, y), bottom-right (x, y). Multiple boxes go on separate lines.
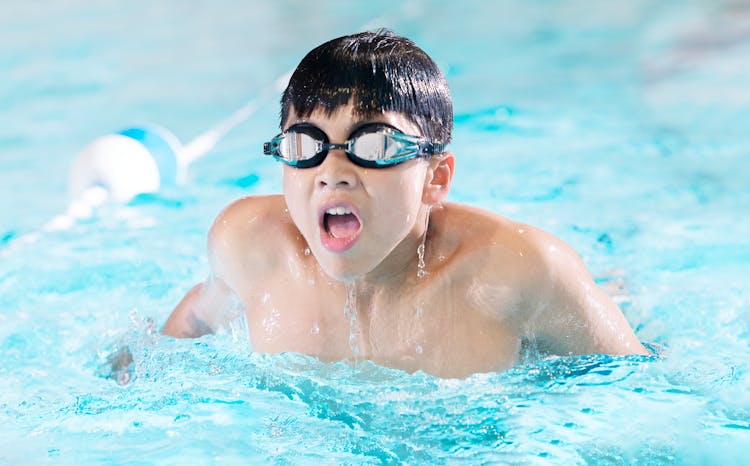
top-left (162, 275), bottom-right (240, 338)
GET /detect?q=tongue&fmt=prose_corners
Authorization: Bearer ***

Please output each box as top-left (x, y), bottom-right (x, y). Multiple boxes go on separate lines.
top-left (326, 213), bottom-right (360, 239)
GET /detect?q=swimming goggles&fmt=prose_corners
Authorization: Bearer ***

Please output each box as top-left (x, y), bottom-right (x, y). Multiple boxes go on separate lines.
top-left (263, 122), bottom-right (446, 169)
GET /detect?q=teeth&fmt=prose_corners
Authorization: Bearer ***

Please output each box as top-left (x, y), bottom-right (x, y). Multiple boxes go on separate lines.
top-left (326, 207), bottom-right (352, 215)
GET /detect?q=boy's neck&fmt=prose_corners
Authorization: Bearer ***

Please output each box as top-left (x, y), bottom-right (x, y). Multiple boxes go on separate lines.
top-left (352, 205), bottom-right (433, 292)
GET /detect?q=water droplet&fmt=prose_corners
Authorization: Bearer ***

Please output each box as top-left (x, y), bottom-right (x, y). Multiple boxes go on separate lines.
top-left (416, 307), bottom-right (423, 319)
top-left (304, 247), bottom-right (311, 256)
top-left (262, 308), bottom-right (280, 334)
top-left (310, 323), bottom-right (320, 335)
top-left (343, 283), bottom-right (361, 359)
top-left (415, 345), bottom-right (423, 354)
top-left (416, 207), bottom-right (431, 278)
top-left (417, 243), bottom-right (427, 278)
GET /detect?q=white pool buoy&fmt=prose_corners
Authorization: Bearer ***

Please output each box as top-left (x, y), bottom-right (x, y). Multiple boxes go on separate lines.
top-left (69, 125), bottom-right (181, 203)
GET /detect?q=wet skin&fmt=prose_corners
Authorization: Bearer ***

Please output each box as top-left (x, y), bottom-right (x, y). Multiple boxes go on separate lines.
top-left (163, 104), bottom-right (648, 378)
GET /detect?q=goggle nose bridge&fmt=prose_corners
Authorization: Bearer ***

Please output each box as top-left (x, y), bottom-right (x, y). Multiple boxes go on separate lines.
top-left (316, 141), bottom-right (353, 154)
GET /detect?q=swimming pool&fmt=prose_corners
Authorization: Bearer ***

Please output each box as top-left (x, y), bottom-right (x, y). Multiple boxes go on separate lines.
top-left (2, 0), bottom-right (749, 463)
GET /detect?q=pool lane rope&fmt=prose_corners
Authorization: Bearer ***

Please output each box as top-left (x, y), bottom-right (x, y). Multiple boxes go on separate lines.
top-left (55, 73), bottom-right (290, 233)
top-left (0, 73), bottom-right (289, 254)
top-left (7, 11), bottom-right (409, 252)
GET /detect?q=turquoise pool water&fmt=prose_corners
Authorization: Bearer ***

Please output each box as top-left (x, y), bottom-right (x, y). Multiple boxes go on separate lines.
top-left (2, 0), bottom-right (749, 463)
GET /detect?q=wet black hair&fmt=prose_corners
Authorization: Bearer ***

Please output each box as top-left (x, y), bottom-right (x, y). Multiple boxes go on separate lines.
top-left (280, 29), bottom-right (453, 144)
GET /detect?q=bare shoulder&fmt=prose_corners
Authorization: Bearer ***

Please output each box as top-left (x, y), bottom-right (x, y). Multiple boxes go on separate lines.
top-left (437, 202), bottom-right (646, 355)
top-left (435, 202), bottom-right (551, 275)
top-left (163, 196), bottom-right (292, 338)
top-left (432, 203), bottom-right (546, 319)
top-left (207, 195), bottom-right (299, 286)
top-left (439, 202), bottom-right (604, 306)
top-left (210, 194), bottom-right (291, 241)
top-left (444, 202), bottom-right (584, 263)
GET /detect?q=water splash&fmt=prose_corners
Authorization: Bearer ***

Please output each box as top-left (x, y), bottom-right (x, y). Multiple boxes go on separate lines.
top-left (417, 207), bottom-right (432, 278)
top-left (343, 282), bottom-right (361, 360)
top-left (95, 309), bottom-right (158, 385)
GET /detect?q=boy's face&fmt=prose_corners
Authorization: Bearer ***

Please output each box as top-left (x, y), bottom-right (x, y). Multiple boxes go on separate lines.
top-left (282, 103), bottom-right (436, 282)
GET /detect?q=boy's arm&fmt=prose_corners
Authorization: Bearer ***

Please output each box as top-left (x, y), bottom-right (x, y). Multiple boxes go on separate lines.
top-left (162, 200), bottom-right (252, 338)
top-left (161, 195), bottom-right (284, 338)
top-left (162, 276), bottom-right (239, 338)
top-left (526, 231), bottom-right (648, 356)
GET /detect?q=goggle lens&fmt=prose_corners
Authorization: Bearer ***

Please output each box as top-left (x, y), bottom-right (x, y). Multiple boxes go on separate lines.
top-left (351, 129), bottom-right (414, 162)
top-left (278, 132), bottom-right (320, 163)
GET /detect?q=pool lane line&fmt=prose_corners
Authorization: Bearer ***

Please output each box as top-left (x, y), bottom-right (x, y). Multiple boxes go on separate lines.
top-left (1, 11), bottom-right (408, 255)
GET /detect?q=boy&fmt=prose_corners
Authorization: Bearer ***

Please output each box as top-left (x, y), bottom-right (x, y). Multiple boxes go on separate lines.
top-left (163, 30), bottom-right (648, 378)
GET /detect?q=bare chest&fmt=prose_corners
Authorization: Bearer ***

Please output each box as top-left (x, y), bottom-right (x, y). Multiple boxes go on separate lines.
top-left (240, 273), bottom-right (524, 377)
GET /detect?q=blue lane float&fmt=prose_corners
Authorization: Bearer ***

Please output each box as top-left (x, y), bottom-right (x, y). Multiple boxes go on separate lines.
top-left (118, 125), bottom-right (180, 186)
top-left (68, 125), bottom-right (183, 202)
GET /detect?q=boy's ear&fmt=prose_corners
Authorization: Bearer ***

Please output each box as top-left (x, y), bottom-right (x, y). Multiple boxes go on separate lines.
top-left (422, 151), bottom-right (455, 205)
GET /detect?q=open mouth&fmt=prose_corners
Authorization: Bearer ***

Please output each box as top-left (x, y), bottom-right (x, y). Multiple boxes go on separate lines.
top-left (320, 205), bottom-right (362, 252)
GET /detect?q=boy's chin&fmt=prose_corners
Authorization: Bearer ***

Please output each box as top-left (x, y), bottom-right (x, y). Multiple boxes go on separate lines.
top-left (314, 254), bottom-right (372, 283)
top-left (318, 262), bottom-right (364, 283)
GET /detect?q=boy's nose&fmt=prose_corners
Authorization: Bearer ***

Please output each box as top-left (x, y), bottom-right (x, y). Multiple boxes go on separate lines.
top-left (315, 150), bottom-right (359, 189)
